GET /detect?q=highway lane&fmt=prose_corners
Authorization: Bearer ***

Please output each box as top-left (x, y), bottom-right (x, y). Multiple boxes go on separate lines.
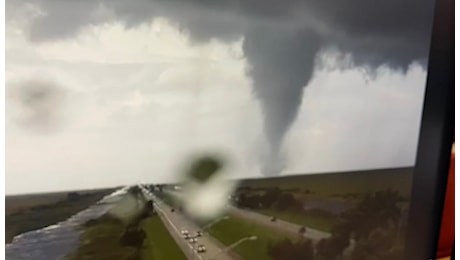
top-left (229, 206), bottom-right (331, 241)
top-left (139, 187), bottom-right (237, 260)
top-left (166, 189), bottom-right (330, 241)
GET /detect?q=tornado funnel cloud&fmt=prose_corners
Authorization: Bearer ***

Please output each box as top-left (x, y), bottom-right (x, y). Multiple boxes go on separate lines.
top-left (243, 27), bottom-right (320, 176)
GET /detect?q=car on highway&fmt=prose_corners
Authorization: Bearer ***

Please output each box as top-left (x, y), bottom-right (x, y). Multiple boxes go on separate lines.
top-left (196, 245), bottom-right (206, 253)
top-left (184, 233), bottom-right (191, 239)
top-left (189, 238), bottom-right (198, 244)
top-left (181, 229), bottom-right (189, 235)
top-left (270, 216), bottom-right (277, 222)
top-left (196, 231), bottom-right (203, 237)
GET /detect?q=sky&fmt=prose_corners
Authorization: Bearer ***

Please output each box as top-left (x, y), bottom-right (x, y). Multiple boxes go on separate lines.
top-left (6, 0), bottom-right (435, 194)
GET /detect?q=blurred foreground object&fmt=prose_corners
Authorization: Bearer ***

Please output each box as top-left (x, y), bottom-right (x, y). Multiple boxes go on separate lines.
top-left (436, 143), bottom-right (454, 258)
top-left (10, 78), bottom-right (65, 132)
top-left (108, 186), bottom-right (147, 224)
top-left (188, 156), bottom-right (223, 183)
top-left (179, 155), bottom-right (237, 221)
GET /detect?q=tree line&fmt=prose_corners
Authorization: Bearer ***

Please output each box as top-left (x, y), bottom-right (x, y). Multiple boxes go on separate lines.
top-left (266, 189), bottom-right (406, 260)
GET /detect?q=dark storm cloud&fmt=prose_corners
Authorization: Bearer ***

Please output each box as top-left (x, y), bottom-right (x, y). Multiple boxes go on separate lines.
top-left (17, 0), bottom-right (435, 61)
top-left (9, 0), bottom-right (435, 175)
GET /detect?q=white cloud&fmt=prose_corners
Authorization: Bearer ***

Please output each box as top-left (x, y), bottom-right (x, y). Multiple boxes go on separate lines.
top-left (5, 18), bottom-right (259, 194)
top-left (285, 60), bottom-right (427, 173)
top-left (5, 15), bottom-right (428, 194)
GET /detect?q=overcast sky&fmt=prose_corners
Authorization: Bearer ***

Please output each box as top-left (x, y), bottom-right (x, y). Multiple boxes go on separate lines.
top-left (6, 0), bottom-right (435, 194)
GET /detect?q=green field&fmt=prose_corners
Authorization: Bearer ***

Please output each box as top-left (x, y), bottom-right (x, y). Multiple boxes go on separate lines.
top-left (142, 216), bottom-right (186, 260)
top-left (207, 216), bottom-right (291, 260)
top-left (68, 214), bottom-right (186, 260)
top-left (239, 167), bottom-right (413, 198)
top-left (257, 209), bottom-right (336, 232)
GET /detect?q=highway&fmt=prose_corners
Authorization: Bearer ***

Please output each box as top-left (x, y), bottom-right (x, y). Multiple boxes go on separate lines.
top-left (166, 189), bottom-right (330, 241)
top-left (228, 206), bottom-right (331, 241)
top-left (139, 187), bottom-right (238, 260)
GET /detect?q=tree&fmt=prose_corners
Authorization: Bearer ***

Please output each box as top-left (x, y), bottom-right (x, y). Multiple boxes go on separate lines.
top-left (274, 193), bottom-right (302, 211)
top-left (346, 227), bottom-right (404, 260)
top-left (315, 189), bottom-right (405, 260)
top-left (316, 234), bottom-right (350, 260)
top-left (260, 187), bottom-right (282, 208)
top-left (340, 189), bottom-right (402, 240)
top-left (236, 193), bottom-right (265, 209)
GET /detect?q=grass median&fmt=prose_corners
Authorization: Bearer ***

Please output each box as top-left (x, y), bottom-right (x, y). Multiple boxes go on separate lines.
top-left (207, 216), bottom-right (290, 260)
top-left (256, 209), bottom-right (335, 232)
top-left (142, 216), bottom-right (186, 260)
